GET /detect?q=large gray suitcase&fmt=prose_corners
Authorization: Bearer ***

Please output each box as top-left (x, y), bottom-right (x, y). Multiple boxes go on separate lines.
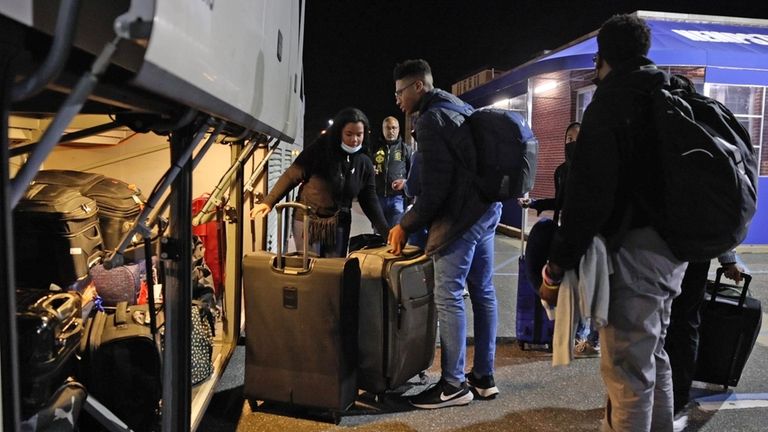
top-left (242, 202), bottom-right (360, 412)
top-left (350, 245), bottom-right (436, 394)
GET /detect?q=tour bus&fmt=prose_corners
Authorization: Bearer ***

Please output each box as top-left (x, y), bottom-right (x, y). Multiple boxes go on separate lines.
top-left (1, 1), bottom-right (305, 430)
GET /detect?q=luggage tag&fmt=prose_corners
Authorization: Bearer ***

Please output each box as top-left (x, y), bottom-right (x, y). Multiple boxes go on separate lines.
top-left (151, 265), bottom-right (163, 303)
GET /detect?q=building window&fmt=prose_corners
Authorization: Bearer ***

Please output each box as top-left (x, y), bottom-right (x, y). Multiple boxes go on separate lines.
top-left (484, 93), bottom-right (528, 118)
top-left (575, 86), bottom-right (595, 122)
top-left (706, 84), bottom-right (766, 175)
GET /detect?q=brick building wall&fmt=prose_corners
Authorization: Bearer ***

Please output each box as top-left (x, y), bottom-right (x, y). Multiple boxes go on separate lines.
top-left (530, 71), bottom-right (573, 200)
top-left (762, 110), bottom-right (768, 175)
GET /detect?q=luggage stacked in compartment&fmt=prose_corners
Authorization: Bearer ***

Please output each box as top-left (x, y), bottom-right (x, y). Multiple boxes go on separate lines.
top-left (16, 289), bottom-right (83, 421)
top-left (34, 169), bottom-right (147, 251)
top-left (14, 182), bottom-right (104, 289)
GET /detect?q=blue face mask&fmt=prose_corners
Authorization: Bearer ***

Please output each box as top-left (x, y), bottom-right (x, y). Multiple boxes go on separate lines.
top-left (340, 142), bottom-right (361, 154)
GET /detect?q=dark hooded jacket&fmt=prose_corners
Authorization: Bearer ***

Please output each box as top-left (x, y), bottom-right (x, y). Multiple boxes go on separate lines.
top-left (399, 89), bottom-right (492, 255)
top-left (263, 133), bottom-right (389, 236)
top-left (549, 56), bottom-right (689, 269)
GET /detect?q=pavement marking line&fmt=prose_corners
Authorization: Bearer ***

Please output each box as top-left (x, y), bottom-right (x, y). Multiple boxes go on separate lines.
top-left (695, 393), bottom-right (768, 411)
top-left (758, 313), bottom-right (768, 348)
top-left (494, 255), bottom-right (520, 272)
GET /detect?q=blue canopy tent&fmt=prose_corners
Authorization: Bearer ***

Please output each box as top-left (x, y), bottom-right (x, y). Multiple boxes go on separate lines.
top-left (460, 13), bottom-right (768, 244)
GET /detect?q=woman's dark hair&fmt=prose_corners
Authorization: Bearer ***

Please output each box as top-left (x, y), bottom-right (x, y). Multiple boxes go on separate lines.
top-left (565, 121), bottom-right (581, 136)
top-left (327, 107), bottom-right (370, 145)
top-left (597, 14), bottom-right (651, 66)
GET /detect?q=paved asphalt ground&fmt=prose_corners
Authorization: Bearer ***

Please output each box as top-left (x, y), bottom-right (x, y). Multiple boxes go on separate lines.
top-left (199, 206), bottom-right (768, 431)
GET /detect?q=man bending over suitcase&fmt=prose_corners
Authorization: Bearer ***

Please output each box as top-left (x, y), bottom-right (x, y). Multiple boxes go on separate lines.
top-left (388, 59), bottom-right (502, 409)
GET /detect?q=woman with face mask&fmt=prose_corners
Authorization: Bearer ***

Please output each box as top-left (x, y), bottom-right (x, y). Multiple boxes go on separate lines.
top-left (519, 122), bottom-right (600, 356)
top-left (250, 107), bottom-right (388, 257)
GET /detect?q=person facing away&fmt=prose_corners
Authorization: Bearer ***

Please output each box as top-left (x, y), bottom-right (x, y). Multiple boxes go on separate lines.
top-left (388, 59), bottom-right (502, 409)
top-left (250, 107), bottom-right (388, 257)
top-left (523, 122), bottom-right (600, 357)
top-left (370, 116), bottom-right (412, 231)
top-left (539, 15), bottom-right (689, 432)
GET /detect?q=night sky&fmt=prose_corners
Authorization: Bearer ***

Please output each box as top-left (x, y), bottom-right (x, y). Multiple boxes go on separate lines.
top-left (302, 0), bottom-right (768, 144)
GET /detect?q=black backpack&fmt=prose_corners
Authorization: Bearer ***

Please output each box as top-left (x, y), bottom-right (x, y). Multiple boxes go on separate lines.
top-left (647, 82), bottom-right (758, 261)
top-left (430, 102), bottom-right (539, 201)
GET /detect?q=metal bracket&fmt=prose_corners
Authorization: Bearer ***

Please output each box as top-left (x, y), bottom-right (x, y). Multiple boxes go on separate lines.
top-left (114, 0), bottom-right (154, 40)
top-left (223, 205), bottom-right (238, 223)
top-left (159, 236), bottom-right (181, 261)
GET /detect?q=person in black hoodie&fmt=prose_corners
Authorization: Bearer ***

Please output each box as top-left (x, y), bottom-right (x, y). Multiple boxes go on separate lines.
top-left (250, 107), bottom-right (388, 257)
top-left (540, 15), bottom-right (688, 431)
top-left (389, 59), bottom-right (502, 409)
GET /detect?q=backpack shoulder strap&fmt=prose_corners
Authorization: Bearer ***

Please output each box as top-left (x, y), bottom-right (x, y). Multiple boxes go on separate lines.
top-left (428, 101), bottom-right (474, 117)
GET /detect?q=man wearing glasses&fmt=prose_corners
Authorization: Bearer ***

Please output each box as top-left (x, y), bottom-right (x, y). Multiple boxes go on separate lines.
top-left (388, 59), bottom-right (502, 409)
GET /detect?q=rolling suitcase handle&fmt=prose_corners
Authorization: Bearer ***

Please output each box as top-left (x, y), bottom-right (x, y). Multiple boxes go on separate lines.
top-left (520, 194), bottom-right (529, 254)
top-left (711, 267), bottom-right (752, 308)
top-left (274, 202), bottom-right (313, 271)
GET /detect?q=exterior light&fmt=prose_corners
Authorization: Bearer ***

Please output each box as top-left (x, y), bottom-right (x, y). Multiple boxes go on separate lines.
top-left (534, 81), bottom-right (559, 94)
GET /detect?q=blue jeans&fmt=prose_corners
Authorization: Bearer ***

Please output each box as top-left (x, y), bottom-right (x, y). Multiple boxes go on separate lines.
top-left (433, 202), bottom-right (501, 386)
top-left (377, 195), bottom-right (405, 231)
top-left (407, 227), bottom-right (429, 250)
top-left (292, 217), bottom-right (351, 258)
top-left (576, 319), bottom-right (600, 345)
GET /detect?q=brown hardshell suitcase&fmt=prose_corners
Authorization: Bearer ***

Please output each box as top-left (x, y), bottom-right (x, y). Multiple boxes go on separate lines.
top-left (243, 202), bottom-right (360, 412)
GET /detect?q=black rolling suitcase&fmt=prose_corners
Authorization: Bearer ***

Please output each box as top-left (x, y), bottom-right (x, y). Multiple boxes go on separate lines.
top-left (84, 176), bottom-right (146, 251)
top-left (33, 169), bottom-right (105, 192)
top-left (14, 183), bottom-right (104, 288)
top-left (80, 302), bottom-right (163, 431)
top-left (695, 268), bottom-right (762, 389)
top-left (243, 202), bottom-right (360, 412)
top-left (349, 243), bottom-right (436, 394)
top-left (16, 290), bottom-right (83, 419)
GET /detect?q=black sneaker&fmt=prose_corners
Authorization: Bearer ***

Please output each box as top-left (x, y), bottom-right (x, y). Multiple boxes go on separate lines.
top-left (465, 372), bottom-right (499, 399)
top-left (409, 379), bottom-right (474, 409)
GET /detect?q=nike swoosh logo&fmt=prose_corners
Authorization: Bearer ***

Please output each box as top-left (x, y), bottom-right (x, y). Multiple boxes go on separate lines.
top-left (440, 392), bottom-right (455, 401)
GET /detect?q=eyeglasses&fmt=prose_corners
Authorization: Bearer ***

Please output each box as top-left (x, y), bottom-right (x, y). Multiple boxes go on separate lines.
top-left (395, 81), bottom-right (418, 98)
top-left (592, 52), bottom-right (599, 64)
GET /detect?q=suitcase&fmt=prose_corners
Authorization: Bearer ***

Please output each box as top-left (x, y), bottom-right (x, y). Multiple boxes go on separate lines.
top-left (349, 244), bottom-right (436, 394)
top-left (243, 202), bottom-right (360, 412)
top-left (695, 269), bottom-right (762, 388)
top-left (14, 183), bottom-right (104, 288)
top-left (16, 290), bottom-right (83, 418)
top-left (84, 176), bottom-right (146, 251)
top-left (34, 170), bottom-right (147, 252)
top-left (33, 169), bottom-right (105, 192)
top-left (515, 207), bottom-right (554, 349)
top-left (80, 302), bottom-right (163, 431)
